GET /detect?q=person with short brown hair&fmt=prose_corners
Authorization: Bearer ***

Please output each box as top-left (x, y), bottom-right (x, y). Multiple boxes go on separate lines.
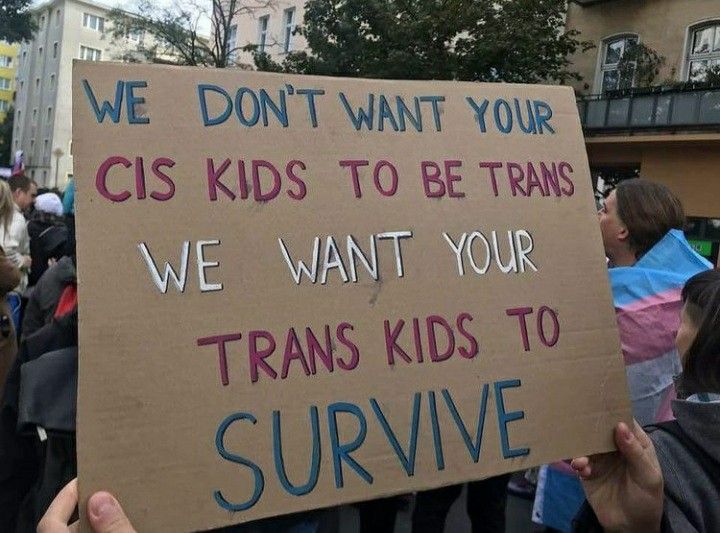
top-left (598, 179), bottom-right (685, 267)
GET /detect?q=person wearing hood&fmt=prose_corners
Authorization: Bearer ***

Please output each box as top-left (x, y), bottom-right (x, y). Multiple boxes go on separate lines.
top-left (573, 268), bottom-right (720, 532)
top-left (533, 179), bottom-right (712, 532)
top-left (27, 193), bottom-right (69, 288)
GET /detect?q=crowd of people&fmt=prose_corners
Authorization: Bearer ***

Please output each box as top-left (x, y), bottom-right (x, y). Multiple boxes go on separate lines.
top-left (0, 175), bottom-right (77, 532)
top-left (0, 176), bottom-right (718, 533)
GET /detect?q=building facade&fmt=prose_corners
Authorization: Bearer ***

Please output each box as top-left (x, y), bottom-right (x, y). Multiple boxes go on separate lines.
top-left (228, 0), bottom-right (306, 67)
top-left (0, 41), bottom-right (19, 124)
top-left (567, 0), bottom-right (720, 266)
top-left (11, 0), bottom-right (159, 189)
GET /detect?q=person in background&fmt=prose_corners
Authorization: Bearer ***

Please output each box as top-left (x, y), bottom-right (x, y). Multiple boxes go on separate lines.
top-left (62, 178), bottom-right (74, 217)
top-left (533, 179), bottom-right (712, 532)
top-left (573, 269), bottom-right (720, 532)
top-left (27, 193), bottom-right (69, 287)
top-left (6, 175), bottom-right (35, 293)
top-left (0, 246), bottom-right (19, 398)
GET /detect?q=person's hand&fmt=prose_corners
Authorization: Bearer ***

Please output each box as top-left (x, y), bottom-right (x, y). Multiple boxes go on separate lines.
top-left (38, 478), bottom-right (137, 533)
top-left (48, 257), bottom-right (58, 268)
top-left (22, 255), bottom-right (32, 269)
top-left (571, 421), bottom-right (663, 533)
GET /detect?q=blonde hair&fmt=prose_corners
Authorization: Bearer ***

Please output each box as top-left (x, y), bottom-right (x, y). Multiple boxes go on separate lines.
top-left (0, 181), bottom-right (14, 234)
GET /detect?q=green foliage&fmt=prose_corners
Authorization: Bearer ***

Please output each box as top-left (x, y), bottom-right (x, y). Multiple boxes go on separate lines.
top-left (255, 0), bottom-right (593, 83)
top-left (0, 0), bottom-right (37, 43)
top-left (108, 0), bottom-right (273, 68)
top-left (617, 42), bottom-right (666, 89)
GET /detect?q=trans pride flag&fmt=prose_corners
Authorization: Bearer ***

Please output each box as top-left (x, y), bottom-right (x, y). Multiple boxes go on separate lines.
top-left (611, 228), bottom-right (712, 425)
top-left (532, 229), bottom-right (711, 532)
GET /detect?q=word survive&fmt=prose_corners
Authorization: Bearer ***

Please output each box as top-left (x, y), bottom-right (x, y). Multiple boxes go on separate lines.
top-left (212, 380), bottom-right (529, 512)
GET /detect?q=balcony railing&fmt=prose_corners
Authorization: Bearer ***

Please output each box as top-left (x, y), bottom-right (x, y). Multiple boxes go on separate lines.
top-left (577, 85), bottom-right (720, 133)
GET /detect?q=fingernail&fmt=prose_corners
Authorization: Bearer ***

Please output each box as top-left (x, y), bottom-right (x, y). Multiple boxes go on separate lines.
top-left (90, 492), bottom-right (118, 522)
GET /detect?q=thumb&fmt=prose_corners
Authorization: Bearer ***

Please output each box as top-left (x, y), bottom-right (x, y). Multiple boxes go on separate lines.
top-left (87, 492), bottom-right (136, 533)
top-left (614, 422), bottom-right (655, 479)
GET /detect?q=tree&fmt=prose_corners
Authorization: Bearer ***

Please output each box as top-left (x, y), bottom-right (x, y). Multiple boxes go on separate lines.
top-left (0, 0), bottom-right (37, 43)
top-left (254, 0), bottom-right (594, 83)
top-left (617, 42), bottom-right (666, 89)
top-left (108, 0), bottom-right (273, 68)
top-left (0, 107), bottom-right (14, 167)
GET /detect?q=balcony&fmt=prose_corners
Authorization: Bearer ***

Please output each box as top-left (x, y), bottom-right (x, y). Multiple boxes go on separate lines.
top-left (577, 85), bottom-right (720, 134)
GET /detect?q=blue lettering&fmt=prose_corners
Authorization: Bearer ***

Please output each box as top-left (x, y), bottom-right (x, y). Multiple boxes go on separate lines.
top-left (428, 391), bottom-right (445, 471)
top-left (465, 97), bottom-right (490, 133)
top-left (235, 87), bottom-right (261, 127)
top-left (378, 95), bottom-right (400, 132)
top-left (82, 79), bottom-right (124, 124)
top-left (419, 96), bottom-right (445, 131)
top-left (396, 96), bottom-right (423, 132)
top-left (214, 412), bottom-right (265, 511)
top-left (339, 93), bottom-right (375, 131)
top-left (328, 402), bottom-right (373, 488)
top-left (442, 385), bottom-right (489, 463)
top-left (259, 89), bottom-right (289, 127)
top-left (297, 88), bottom-right (325, 128)
top-left (198, 84), bottom-right (233, 126)
top-left (514, 98), bottom-right (536, 134)
top-left (125, 80), bottom-right (149, 124)
top-left (494, 379), bottom-right (530, 458)
top-left (370, 393), bottom-right (421, 476)
top-left (273, 406), bottom-right (321, 496)
top-left (493, 99), bottom-right (513, 134)
top-left (533, 100), bottom-right (555, 134)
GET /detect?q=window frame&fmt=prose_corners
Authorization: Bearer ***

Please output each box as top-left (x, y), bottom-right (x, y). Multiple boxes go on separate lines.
top-left (595, 33), bottom-right (640, 93)
top-left (83, 13), bottom-right (105, 32)
top-left (0, 77), bottom-right (11, 90)
top-left (258, 15), bottom-right (270, 53)
top-left (282, 8), bottom-right (296, 54)
top-left (684, 21), bottom-right (720, 82)
top-left (227, 24), bottom-right (238, 61)
top-left (80, 45), bottom-right (102, 62)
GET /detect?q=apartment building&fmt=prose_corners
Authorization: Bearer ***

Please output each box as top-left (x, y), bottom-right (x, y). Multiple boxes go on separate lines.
top-left (567, 0), bottom-right (720, 266)
top-left (228, 0), bottom-right (305, 67)
top-left (11, 0), bottom-right (157, 189)
top-left (0, 41), bottom-right (19, 124)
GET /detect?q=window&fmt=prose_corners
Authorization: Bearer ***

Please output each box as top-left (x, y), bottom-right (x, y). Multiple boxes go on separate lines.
top-left (22, 51), bottom-right (26, 63)
top-left (35, 77), bottom-right (40, 89)
top-left (49, 75), bottom-right (55, 89)
top-left (30, 139), bottom-right (35, 151)
top-left (47, 107), bottom-right (52, 121)
top-left (258, 15), bottom-right (269, 53)
top-left (0, 56), bottom-right (12, 67)
top-left (44, 139), bottom-right (49, 158)
top-left (56, 9), bottom-right (61, 26)
top-left (282, 8), bottom-right (296, 53)
top-left (83, 13), bottom-right (104, 32)
top-left (0, 77), bottom-right (11, 90)
top-left (53, 42), bottom-right (59, 59)
top-left (38, 46), bottom-right (43, 57)
top-left (40, 15), bottom-right (45, 27)
top-left (227, 24), bottom-right (238, 61)
top-left (600, 35), bottom-right (638, 92)
top-left (19, 80), bottom-right (24, 91)
top-left (687, 23), bottom-right (720, 82)
top-left (0, 100), bottom-right (8, 112)
top-left (80, 46), bottom-right (102, 61)
top-left (127, 29), bottom-right (143, 42)
top-left (32, 108), bottom-right (37, 122)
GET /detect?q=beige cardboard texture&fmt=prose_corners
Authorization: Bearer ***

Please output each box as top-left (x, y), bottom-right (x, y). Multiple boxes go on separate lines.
top-left (73, 61), bottom-right (630, 532)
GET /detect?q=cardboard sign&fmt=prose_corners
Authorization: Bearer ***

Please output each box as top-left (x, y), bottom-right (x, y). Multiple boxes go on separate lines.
top-left (73, 62), bottom-right (631, 532)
